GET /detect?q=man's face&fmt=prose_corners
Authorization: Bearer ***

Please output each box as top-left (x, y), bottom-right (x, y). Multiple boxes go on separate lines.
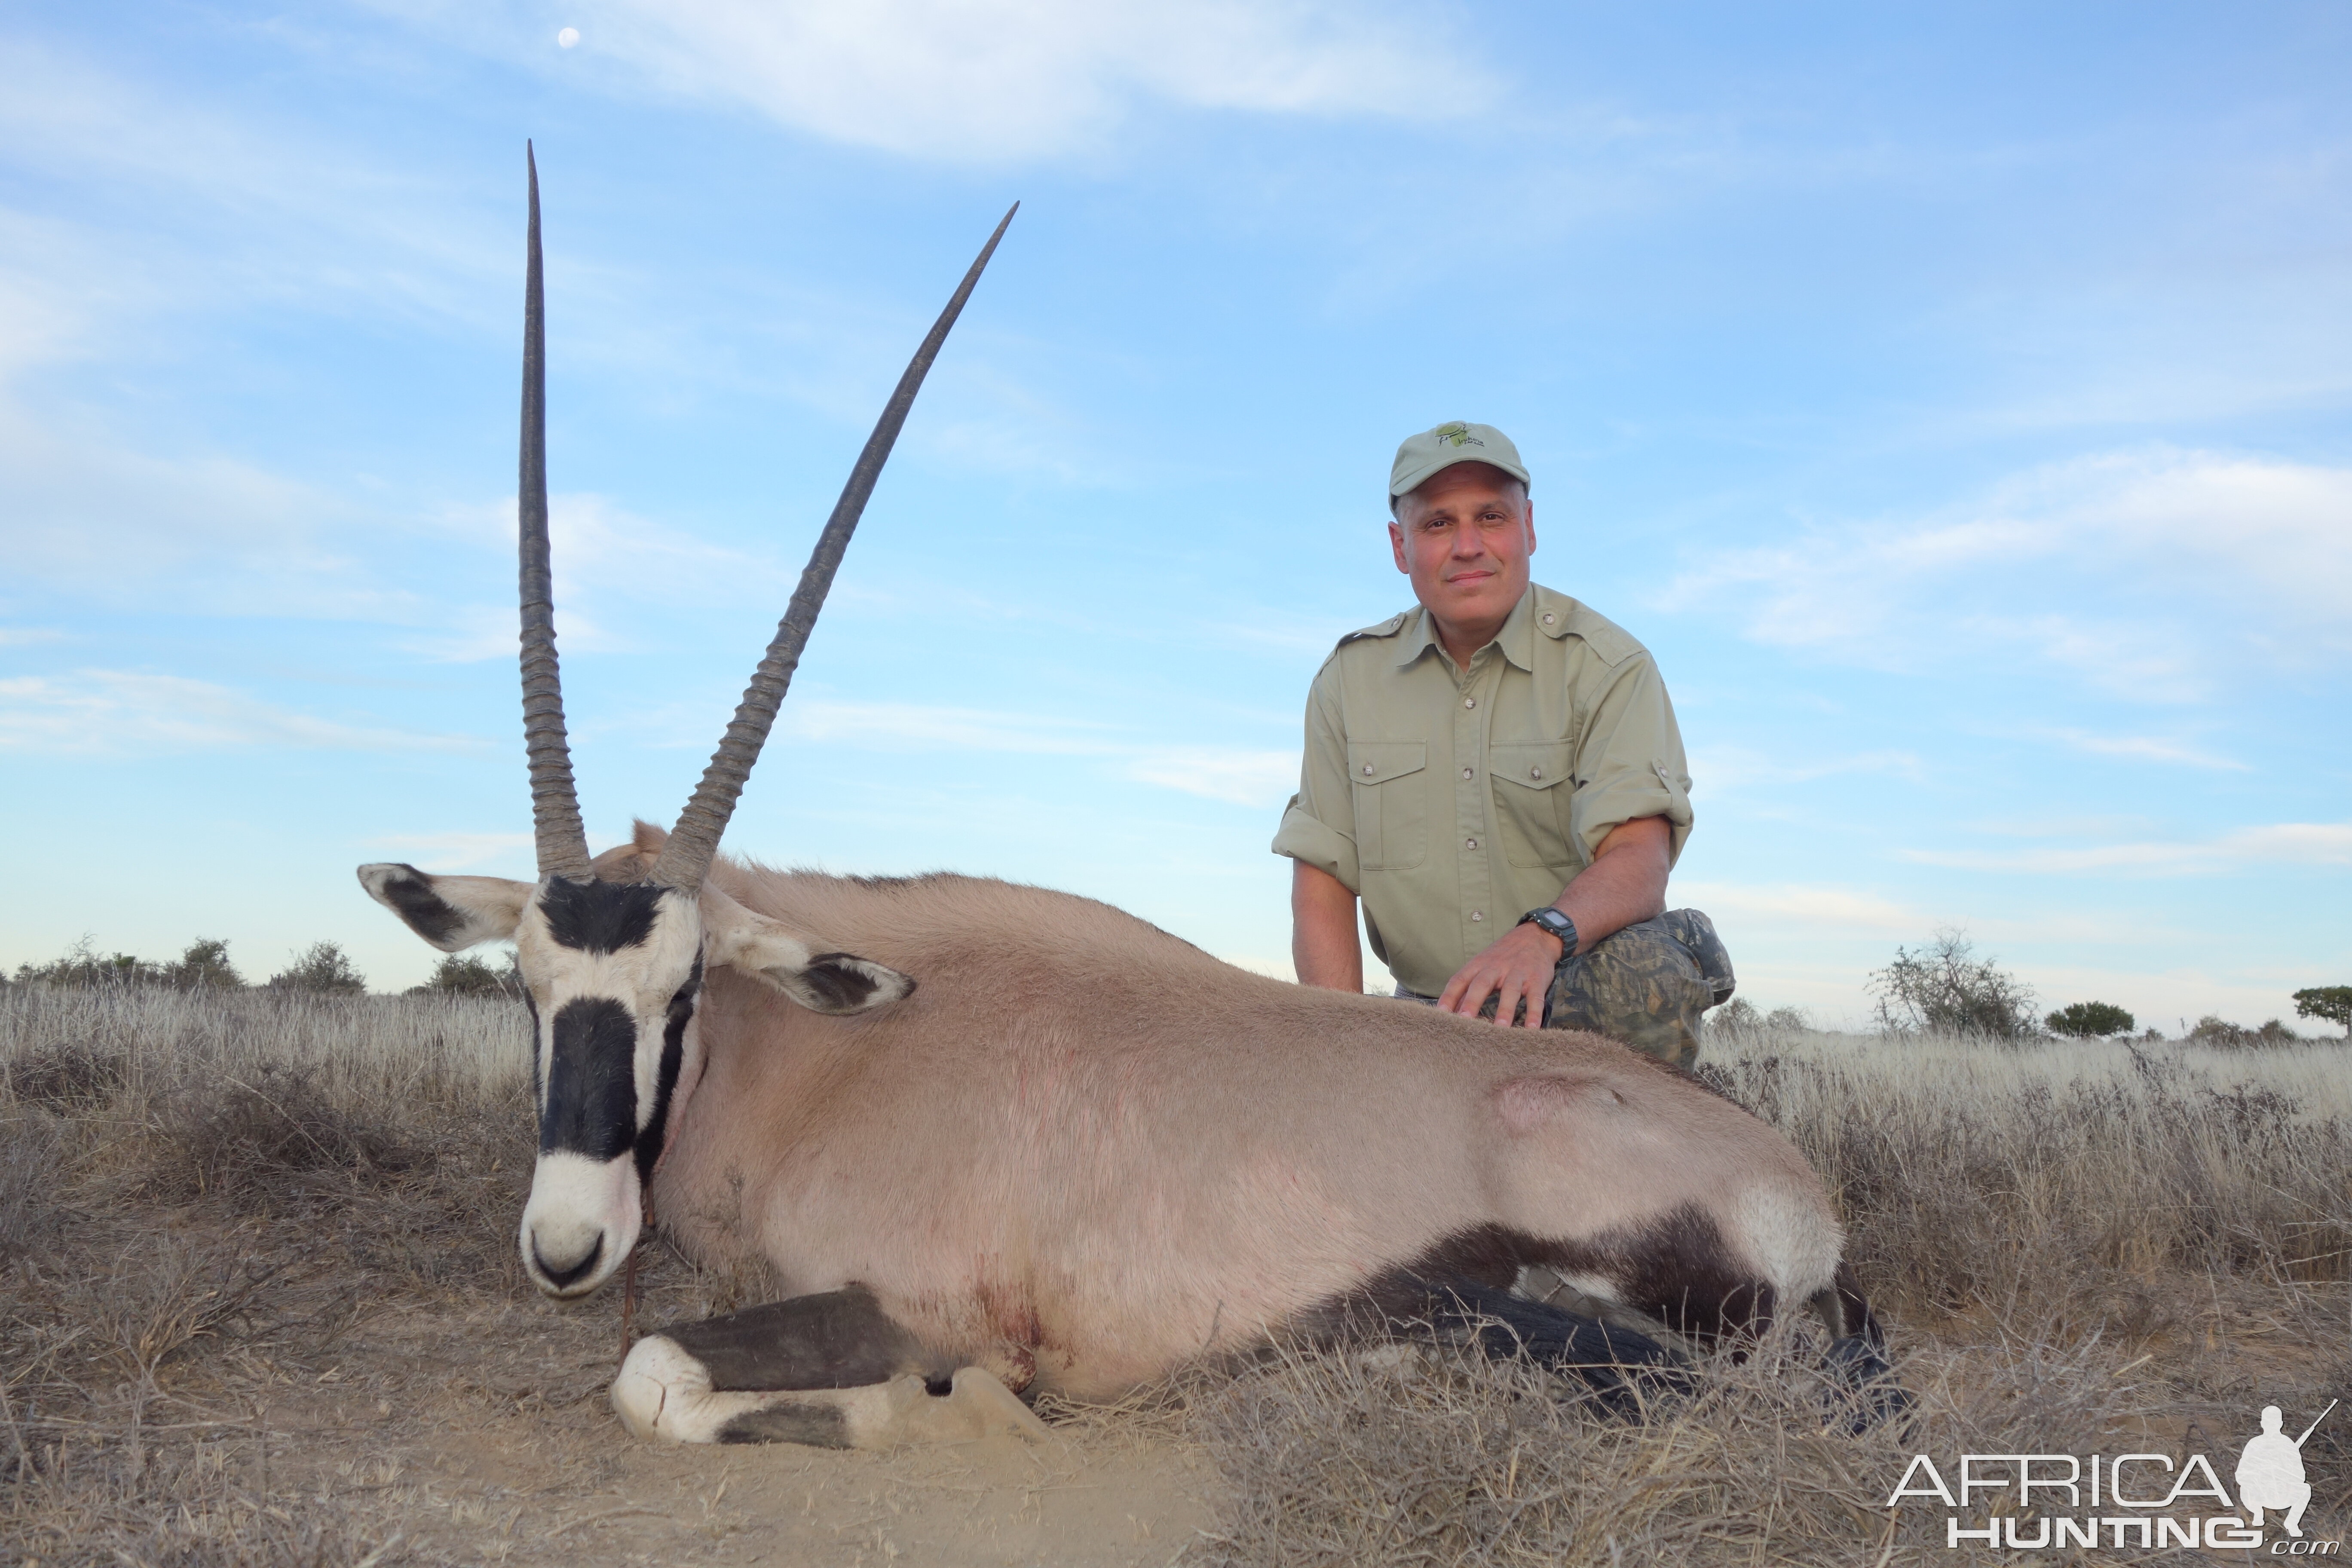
top-left (1388, 462), bottom-right (1536, 633)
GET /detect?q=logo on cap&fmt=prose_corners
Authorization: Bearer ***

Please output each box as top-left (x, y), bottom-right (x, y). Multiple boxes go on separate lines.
top-left (1433, 422), bottom-right (1486, 449)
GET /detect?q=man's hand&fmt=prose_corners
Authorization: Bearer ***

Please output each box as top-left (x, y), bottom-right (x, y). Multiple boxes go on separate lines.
top-left (1436, 815), bottom-right (1673, 1027)
top-left (1436, 919), bottom-right (1561, 1026)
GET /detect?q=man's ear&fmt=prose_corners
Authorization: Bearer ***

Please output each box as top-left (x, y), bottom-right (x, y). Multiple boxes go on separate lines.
top-left (701, 886), bottom-right (915, 1016)
top-left (1389, 518), bottom-right (1409, 573)
top-left (357, 864), bottom-right (531, 952)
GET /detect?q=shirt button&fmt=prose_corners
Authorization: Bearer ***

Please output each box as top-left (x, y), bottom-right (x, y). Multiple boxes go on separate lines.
top-left (1530, 766), bottom-right (1543, 780)
top-left (1463, 696), bottom-right (1476, 709)
top-left (1460, 767), bottom-right (1473, 780)
top-left (1361, 763), bottom-right (1373, 775)
top-left (1466, 837), bottom-right (1479, 850)
top-left (1541, 612), bottom-right (1556, 625)
top-left (1470, 910), bottom-right (1484, 922)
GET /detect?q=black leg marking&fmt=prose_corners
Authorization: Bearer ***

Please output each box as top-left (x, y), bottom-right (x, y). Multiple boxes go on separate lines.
top-left (540, 876), bottom-right (667, 954)
top-left (717, 1404), bottom-right (851, 1448)
top-left (1311, 1266), bottom-right (1690, 1417)
top-left (542, 998), bottom-right (637, 1160)
top-left (1812, 1264), bottom-right (1914, 1432)
top-left (1404, 1215), bottom-right (1776, 1346)
top-left (662, 1286), bottom-right (945, 1392)
top-left (377, 866), bottom-right (466, 946)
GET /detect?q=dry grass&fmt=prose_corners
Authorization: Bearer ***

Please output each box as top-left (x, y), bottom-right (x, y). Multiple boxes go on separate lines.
top-left (1180, 1026), bottom-right (2351, 1566)
top-left (3, 987), bottom-right (2346, 1565)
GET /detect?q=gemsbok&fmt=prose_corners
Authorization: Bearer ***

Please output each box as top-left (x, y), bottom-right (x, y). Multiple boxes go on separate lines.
top-left (359, 150), bottom-right (1902, 1449)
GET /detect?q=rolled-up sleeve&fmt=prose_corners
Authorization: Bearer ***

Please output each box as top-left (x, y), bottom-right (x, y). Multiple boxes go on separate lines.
top-left (1271, 660), bottom-right (1362, 893)
top-left (1567, 653), bottom-right (1694, 868)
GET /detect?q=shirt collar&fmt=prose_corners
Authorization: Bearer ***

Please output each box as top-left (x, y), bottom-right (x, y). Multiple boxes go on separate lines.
top-left (1393, 586), bottom-right (1540, 674)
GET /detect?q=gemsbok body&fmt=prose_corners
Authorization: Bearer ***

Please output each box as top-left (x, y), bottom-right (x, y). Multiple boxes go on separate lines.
top-left (360, 151), bottom-right (1901, 1449)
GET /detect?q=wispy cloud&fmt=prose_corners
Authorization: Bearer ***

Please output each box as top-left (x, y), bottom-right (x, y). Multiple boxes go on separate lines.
top-left (2036, 727), bottom-right (2248, 771)
top-left (362, 831), bottom-right (534, 870)
top-left (1660, 447), bottom-right (2352, 699)
top-left (781, 699), bottom-right (1294, 806)
top-left (1905, 821), bottom-right (2352, 875)
top-left (0, 671), bottom-right (484, 756)
top-left (374, 0), bottom-right (1489, 165)
top-left (1672, 880), bottom-right (1923, 937)
top-left (1688, 744), bottom-right (1925, 793)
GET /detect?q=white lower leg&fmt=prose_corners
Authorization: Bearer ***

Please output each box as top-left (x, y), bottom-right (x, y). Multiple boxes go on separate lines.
top-left (613, 1337), bottom-right (1050, 1448)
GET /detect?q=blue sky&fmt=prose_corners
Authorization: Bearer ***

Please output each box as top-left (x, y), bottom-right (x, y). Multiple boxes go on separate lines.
top-left (3, 1), bottom-right (2346, 1028)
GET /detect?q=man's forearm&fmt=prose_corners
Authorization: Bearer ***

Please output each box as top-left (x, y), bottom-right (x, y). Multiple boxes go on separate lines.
top-left (1291, 861), bottom-right (1364, 991)
top-left (1550, 815), bottom-right (1672, 955)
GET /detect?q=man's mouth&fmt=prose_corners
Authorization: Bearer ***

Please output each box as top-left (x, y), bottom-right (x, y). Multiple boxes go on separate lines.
top-left (1445, 569), bottom-right (1497, 587)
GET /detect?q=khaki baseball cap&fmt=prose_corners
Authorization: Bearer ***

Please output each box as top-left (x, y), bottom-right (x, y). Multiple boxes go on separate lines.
top-left (1389, 421), bottom-right (1530, 498)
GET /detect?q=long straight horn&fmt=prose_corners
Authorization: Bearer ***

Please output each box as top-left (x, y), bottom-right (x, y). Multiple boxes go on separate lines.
top-left (651, 202), bottom-right (1019, 892)
top-left (519, 142), bottom-right (594, 883)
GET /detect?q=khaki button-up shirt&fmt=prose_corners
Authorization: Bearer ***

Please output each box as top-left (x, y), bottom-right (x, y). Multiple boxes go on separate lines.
top-left (1271, 583), bottom-right (1694, 998)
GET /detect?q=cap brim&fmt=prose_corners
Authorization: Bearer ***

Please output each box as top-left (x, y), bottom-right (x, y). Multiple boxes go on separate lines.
top-left (1390, 454), bottom-right (1531, 498)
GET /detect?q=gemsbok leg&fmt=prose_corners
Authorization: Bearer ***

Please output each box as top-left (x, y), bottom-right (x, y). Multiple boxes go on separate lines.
top-left (1311, 1267), bottom-right (1695, 1416)
top-left (611, 1287), bottom-right (1050, 1447)
top-left (1809, 1263), bottom-right (1913, 1430)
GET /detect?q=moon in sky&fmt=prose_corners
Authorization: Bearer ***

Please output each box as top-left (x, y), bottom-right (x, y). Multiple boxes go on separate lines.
top-left (557, 27), bottom-right (580, 49)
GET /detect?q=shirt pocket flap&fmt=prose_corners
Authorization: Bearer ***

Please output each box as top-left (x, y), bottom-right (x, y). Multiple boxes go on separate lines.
top-left (1346, 741), bottom-right (1427, 787)
top-left (1491, 741), bottom-right (1574, 790)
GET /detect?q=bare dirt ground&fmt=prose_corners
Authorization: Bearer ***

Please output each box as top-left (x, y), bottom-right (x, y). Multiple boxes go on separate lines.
top-left (3, 989), bottom-right (2346, 1565)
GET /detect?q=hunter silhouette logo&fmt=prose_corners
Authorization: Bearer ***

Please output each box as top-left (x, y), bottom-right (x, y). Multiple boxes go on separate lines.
top-left (1433, 421), bottom-right (1485, 447)
top-left (2239, 1400), bottom-right (2334, 1540)
top-left (1885, 1398), bottom-right (2340, 1551)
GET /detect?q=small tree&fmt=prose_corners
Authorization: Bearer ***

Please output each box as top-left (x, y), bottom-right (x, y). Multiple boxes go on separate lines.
top-left (414, 951), bottom-right (521, 997)
top-left (2291, 985), bottom-right (2352, 1040)
top-left (269, 941), bottom-right (367, 995)
top-left (162, 937), bottom-right (245, 991)
top-left (2047, 1001), bottom-right (2134, 1038)
top-left (1868, 928), bottom-right (2039, 1040)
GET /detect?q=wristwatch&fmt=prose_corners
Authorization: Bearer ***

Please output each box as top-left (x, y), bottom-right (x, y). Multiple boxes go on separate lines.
top-left (1518, 906), bottom-right (1578, 957)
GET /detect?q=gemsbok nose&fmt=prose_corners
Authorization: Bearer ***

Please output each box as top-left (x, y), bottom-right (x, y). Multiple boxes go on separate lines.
top-left (530, 1229), bottom-right (604, 1293)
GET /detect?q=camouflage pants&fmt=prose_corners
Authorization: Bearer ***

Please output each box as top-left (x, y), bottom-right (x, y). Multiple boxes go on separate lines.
top-left (1398, 909), bottom-right (1734, 1070)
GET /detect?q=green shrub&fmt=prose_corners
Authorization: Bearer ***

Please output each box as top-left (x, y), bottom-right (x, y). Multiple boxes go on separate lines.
top-left (413, 951), bottom-right (521, 998)
top-left (2187, 1014), bottom-right (2299, 1048)
top-left (2047, 1001), bottom-right (2134, 1038)
top-left (267, 941), bottom-right (366, 995)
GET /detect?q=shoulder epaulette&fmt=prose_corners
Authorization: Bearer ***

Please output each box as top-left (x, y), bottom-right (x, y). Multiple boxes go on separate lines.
top-left (1334, 611), bottom-right (1410, 647)
top-left (1531, 587), bottom-right (1645, 667)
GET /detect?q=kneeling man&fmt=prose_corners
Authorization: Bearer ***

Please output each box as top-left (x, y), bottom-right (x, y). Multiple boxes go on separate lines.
top-left (1274, 422), bottom-right (1732, 1066)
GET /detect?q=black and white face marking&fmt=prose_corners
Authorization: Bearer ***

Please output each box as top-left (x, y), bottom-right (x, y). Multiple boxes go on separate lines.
top-left (514, 877), bottom-right (708, 1299)
top-left (357, 860), bottom-right (916, 1301)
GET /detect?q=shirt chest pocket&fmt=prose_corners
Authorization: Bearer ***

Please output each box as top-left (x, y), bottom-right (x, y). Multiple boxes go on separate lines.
top-left (1347, 741), bottom-right (1428, 871)
top-left (1488, 741), bottom-right (1576, 869)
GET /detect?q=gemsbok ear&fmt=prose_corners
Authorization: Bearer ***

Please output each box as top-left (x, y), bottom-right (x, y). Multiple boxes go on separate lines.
top-left (357, 864), bottom-right (533, 952)
top-left (702, 887), bottom-right (914, 1016)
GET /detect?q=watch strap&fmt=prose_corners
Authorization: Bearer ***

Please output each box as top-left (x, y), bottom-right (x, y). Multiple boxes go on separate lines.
top-left (1518, 906), bottom-right (1578, 954)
